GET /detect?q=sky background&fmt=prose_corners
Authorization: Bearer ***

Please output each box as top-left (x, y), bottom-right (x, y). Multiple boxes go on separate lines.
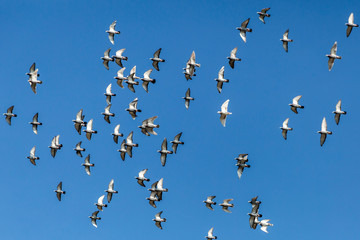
top-left (0, 0), bottom-right (359, 239)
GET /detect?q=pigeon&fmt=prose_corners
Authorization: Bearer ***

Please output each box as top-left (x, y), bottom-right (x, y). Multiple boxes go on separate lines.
top-left (129, 65), bottom-right (141, 79)
top-left (218, 99), bottom-right (232, 127)
top-left (155, 178), bottom-right (168, 199)
top-left (101, 104), bottom-right (115, 124)
top-left (141, 69), bottom-right (156, 92)
top-left (104, 84), bottom-right (116, 104)
top-left (280, 29), bottom-right (293, 52)
top-left (326, 41), bottom-right (341, 71)
top-left (158, 138), bottom-right (173, 166)
top-left (150, 48), bottom-right (165, 71)
top-left (236, 18), bottom-right (252, 43)
top-left (183, 88), bottom-right (194, 109)
top-left (125, 131), bottom-right (138, 158)
top-left (227, 47), bottom-right (241, 69)
top-left (318, 117), bottom-right (332, 147)
top-left (27, 146), bottom-right (39, 166)
top-left (259, 219), bottom-right (274, 233)
top-left (74, 141), bottom-right (85, 157)
top-left (126, 98), bottom-right (142, 119)
top-left (83, 119), bottom-right (97, 140)
top-left (146, 191), bottom-right (159, 208)
top-left (333, 100), bottom-right (347, 125)
top-left (235, 154), bottom-right (250, 179)
top-left (29, 113), bottom-right (42, 134)
top-left (125, 72), bottom-right (139, 93)
top-left (203, 196), bottom-right (217, 210)
top-left (188, 51), bottom-right (201, 68)
top-left (95, 195), bottom-right (107, 211)
top-left (106, 20), bottom-right (120, 45)
top-left (4, 106), bottom-right (17, 125)
top-left (219, 199), bottom-right (234, 213)
top-left (215, 66), bottom-right (229, 93)
top-left (138, 116), bottom-right (159, 136)
top-left (183, 57), bottom-right (196, 80)
top-left (117, 139), bottom-right (127, 161)
top-left (248, 196), bottom-right (262, 229)
top-left (249, 196), bottom-right (262, 213)
top-left (112, 124), bottom-right (124, 144)
top-left (114, 67), bottom-right (127, 88)
top-left (101, 48), bottom-right (114, 70)
top-left (72, 109), bottom-right (86, 135)
top-left (54, 182), bottom-right (66, 201)
top-left (112, 48), bottom-right (128, 67)
top-left (205, 227), bottom-right (217, 240)
top-left (105, 179), bottom-right (118, 203)
top-left (289, 95), bottom-right (304, 114)
top-left (280, 118), bottom-right (293, 140)
top-left (153, 211), bottom-right (166, 229)
top-left (89, 211), bottom-right (101, 228)
top-left (346, 13), bottom-right (358, 37)
top-left (26, 63), bottom-right (42, 94)
top-left (81, 154), bottom-right (94, 176)
top-left (170, 132), bottom-right (184, 154)
top-left (136, 169), bottom-right (150, 187)
top-left (257, 8), bottom-right (271, 23)
top-left (49, 136), bottom-right (61, 158)
top-left (148, 181), bottom-right (159, 195)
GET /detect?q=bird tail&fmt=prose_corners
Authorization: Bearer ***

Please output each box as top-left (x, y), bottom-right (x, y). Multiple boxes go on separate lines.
top-left (63, 191), bottom-right (66, 194)
top-left (134, 144), bottom-right (139, 147)
top-left (152, 79), bottom-right (156, 84)
top-left (343, 111), bottom-right (347, 115)
top-left (163, 218), bottom-right (167, 222)
top-left (249, 29), bottom-right (253, 32)
top-left (156, 125), bottom-right (160, 128)
top-left (137, 109), bottom-right (142, 112)
top-left (300, 106), bottom-right (304, 109)
top-left (104, 204), bottom-right (108, 207)
top-left (94, 131), bottom-right (98, 133)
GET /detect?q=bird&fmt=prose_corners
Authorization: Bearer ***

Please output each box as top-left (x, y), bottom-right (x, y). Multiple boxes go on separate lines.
top-left (155, 178), bottom-right (168, 200)
top-left (105, 179), bottom-right (118, 203)
top-left (183, 57), bottom-right (196, 80)
top-left (146, 191), bottom-right (159, 208)
top-left (126, 98), bottom-right (142, 119)
top-left (135, 169), bottom-right (150, 187)
top-left (95, 195), bottom-right (107, 211)
top-left (141, 69), bottom-right (156, 93)
top-left (29, 113), bottom-right (42, 134)
top-left (125, 131), bottom-right (138, 158)
top-left (158, 138), bottom-right (173, 166)
top-left (129, 65), bottom-right (141, 79)
top-left (248, 196), bottom-right (262, 230)
top-left (148, 181), bottom-right (159, 195)
top-left (236, 18), bottom-right (252, 43)
top-left (112, 124), bottom-right (123, 144)
top-left (205, 227), bottom-right (217, 240)
top-left (72, 109), bottom-right (86, 135)
top-left (114, 67), bottom-right (127, 88)
top-left (280, 118), bottom-right (293, 140)
top-left (153, 211), bottom-right (166, 229)
top-left (235, 154), bottom-right (250, 179)
top-left (125, 72), bottom-right (139, 93)
top-left (203, 196), bottom-right (216, 210)
top-left (218, 99), bottom-right (232, 127)
top-left (289, 95), bottom-right (304, 114)
top-left (249, 196), bottom-right (262, 213)
top-left (183, 88), bottom-right (194, 109)
top-left (81, 154), bottom-right (94, 176)
top-left (257, 8), bottom-right (271, 23)
top-left (227, 47), bottom-right (241, 69)
top-left (26, 63), bottom-right (42, 94)
top-left (104, 84), bottom-right (116, 104)
top-left (101, 48), bottom-right (114, 70)
top-left (27, 146), bottom-right (39, 166)
top-left (112, 48), bottom-right (128, 68)
top-left (150, 48), bottom-right (165, 71)
top-left (49, 136), bottom-right (61, 158)
top-left (54, 182), bottom-right (65, 201)
top-left (106, 20), bottom-right (120, 45)
top-left (138, 116), bottom-right (160, 136)
top-left (117, 139), bottom-right (127, 161)
top-left (318, 117), bottom-right (332, 147)
top-left (4, 106), bottom-right (17, 125)
top-left (101, 104), bottom-right (115, 124)
top-left (74, 141), bottom-right (85, 157)
top-left (333, 100), bottom-right (347, 125)
top-left (219, 199), bottom-right (234, 213)
top-left (89, 211), bottom-right (101, 228)
top-left (346, 13), bottom-right (358, 37)
top-left (215, 66), bottom-right (229, 93)
top-left (326, 41), bottom-right (341, 71)
top-left (280, 29), bottom-right (293, 52)
top-left (170, 132), bottom-right (184, 154)
top-left (83, 119), bottom-right (97, 140)
top-left (259, 219), bottom-right (274, 233)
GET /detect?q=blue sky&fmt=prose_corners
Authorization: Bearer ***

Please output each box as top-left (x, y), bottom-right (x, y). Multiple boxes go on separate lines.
top-left (0, 0), bottom-right (359, 239)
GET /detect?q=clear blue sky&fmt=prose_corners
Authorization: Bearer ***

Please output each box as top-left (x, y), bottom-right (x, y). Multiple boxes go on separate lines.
top-left (0, 0), bottom-right (359, 239)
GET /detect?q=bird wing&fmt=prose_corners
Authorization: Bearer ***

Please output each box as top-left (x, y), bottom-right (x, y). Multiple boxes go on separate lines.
top-left (117, 67), bottom-right (126, 78)
top-left (320, 133), bottom-right (327, 147)
top-left (335, 100), bottom-right (342, 111)
top-left (283, 41), bottom-right (289, 52)
top-left (237, 166), bottom-right (244, 179)
top-left (116, 48), bottom-right (125, 57)
top-left (261, 7), bottom-right (270, 13)
top-left (127, 83), bottom-right (135, 93)
top-left (331, 42), bottom-right (338, 55)
top-left (86, 132), bottom-right (92, 140)
top-left (208, 227), bottom-right (214, 237)
top-left (174, 132), bottom-right (182, 141)
top-left (224, 198), bottom-right (233, 204)
top-left (321, 117), bottom-right (327, 132)
top-left (161, 138), bottom-right (167, 150)
top-left (87, 119), bottom-right (93, 131)
top-left (217, 81), bottom-right (223, 93)
top-left (155, 211), bottom-right (163, 218)
top-left (32, 113), bottom-right (38, 122)
top-left (160, 153), bottom-right (167, 166)
top-left (335, 114), bottom-right (340, 125)
top-left (106, 84), bottom-right (112, 94)
top-left (155, 221), bottom-right (162, 229)
top-left (328, 58), bottom-right (335, 71)
top-left (282, 129), bottom-right (288, 140)
top-left (152, 61), bottom-right (159, 71)
top-left (220, 114), bottom-right (227, 127)
top-left (292, 95), bottom-right (302, 105)
top-left (241, 18), bottom-right (250, 28)
top-left (144, 69), bottom-right (152, 79)
top-left (240, 30), bottom-right (247, 43)
top-left (98, 195), bottom-right (105, 205)
top-left (205, 203), bottom-right (214, 210)
top-left (126, 131), bottom-right (133, 143)
top-left (7, 106), bottom-right (14, 114)
top-left (32, 125), bottom-right (38, 134)
top-left (29, 63), bottom-right (36, 73)
top-left (153, 48), bottom-right (162, 58)
top-left (103, 60), bottom-right (110, 70)
top-left (346, 26), bottom-right (353, 37)
top-left (76, 109), bottom-right (83, 121)
top-left (349, 13), bottom-right (354, 24)
top-left (142, 81), bottom-right (150, 92)
top-left (104, 48), bottom-right (111, 57)
top-left (283, 118), bottom-right (289, 128)
top-left (108, 179), bottom-right (114, 190)
top-left (114, 124), bottom-right (120, 133)
top-left (259, 15), bottom-right (265, 23)
top-left (85, 154), bottom-right (90, 164)
top-left (107, 192), bottom-right (113, 203)
top-left (147, 116), bottom-right (158, 125)
top-left (130, 65), bottom-right (136, 75)
top-left (185, 88), bottom-right (191, 98)
top-left (109, 21), bottom-right (117, 30)
top-left (56, 192), bottom-right (62, 201)
top-left (85, 166), bottom-right (91, 175)
top-left (139, 169), bottom-right (147, 178)
top-left (218, 66), bottom-right (225, 79)
top-left (30, 82), bottom-right (37, 94)
top-left (157, 178), bottom-right (164, 189)
top-left (221, 99), bottom-right (230, 112)
top-left (57, 182), bottom-right (62, 191)
top-left (230, 47), bottom-right (238, 58)
top-left (290, 106), bottom-right (298, 114)
top-left (30, 146), bottom-right (36, 157)
top-left (137, 179), bottom-right (145, 187)
top-left (283, 29), bottom-right (289, 39)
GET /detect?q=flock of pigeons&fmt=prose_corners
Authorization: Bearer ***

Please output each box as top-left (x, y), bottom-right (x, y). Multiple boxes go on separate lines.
top-left (18, 6), bottom-right (358, 236)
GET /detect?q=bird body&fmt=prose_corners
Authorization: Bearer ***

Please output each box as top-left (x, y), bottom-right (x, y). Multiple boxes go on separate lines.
top-left (218, 99), bottom-right (232, 127)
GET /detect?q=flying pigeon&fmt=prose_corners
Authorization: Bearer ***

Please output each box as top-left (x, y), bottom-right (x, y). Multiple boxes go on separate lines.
top-left (236, 18), bottom-right (252, 43)
top-left (155, 178), bottom-right (168, 201)
top-left (95, 195), bottom-right (107, 211)
top-left (146, 191), bottom-right (159, 208)
top-left (126, 98), bottom-right (142, 119)
top-left (259, 219), bottom-right (274, 233)
top-left (218, 99), bottom-right (232, 127)
top-left (289, 95), bottom-right (304, 114)
top-left (326, 41), bottom-right (341, 71)
top-left (280, 118), bottom-right (293, 140)
top-left (203, 196), bottom-right (217, 210)
top-left (227, 47), bottom-right (241, 69)
top-left (125, 72), bottom-right (139, 93)
top-left (150, 48), bottom-right (165, 71)
top-left (105, 179), bottom-right (118, 203)
top-left (153, 211), bottom-right (166, 229)
top-left (205, 227), bottom-right (217, 240)
top-left (318, 117), bottom-right (332, 147)
top-left (219, 199), bottom-right (234, 213)
top-left (257, 8), bottom-right (271, 23)
top-left (215, 66), bottom-right (229, 93)
top-left (170, 132), bottom-right (184, 154)
top-left (72, 109), bottom-right (86, 135)
top-left (138, 116), bottom-right (159, 136)
top-left (89, 211), bottom-right (101, 228)
top-left (101, 104), bottom-right (115, 124)
top-left (74, 141), bottom-right (85, 157)
top-left (183, 88), bottom-right (194, 109)
top-left (29, 113), bottom-right (42, 134)
top-left (54, 181), bottom-right (66, 201)
top-left (4, 106), bottom-right (17, 125)
top-left (81, 154), bottom-right (94, 176)
top-left (235, 154), bottom-right (250, 179)
top-left (141, 69), bottom-right (156, 92)
top-left (112, 124), bottom-right (124, 144)
top-left (104, 84), bottom-right (116, 104)
top-left (136, 169), bottom-right (150, 187)
top-left (83, 119), bottom-right (97, 140)
top-left (26, 63), bottom-right (42, 94)
top-left (101, 48), bottom-right (114, 70)
top-left (332, 100), bottom-right (347, 125)
top-left (27, 146), bottom-right (39, 166)
top-left (346, 13), bottom-right (358, 37)
top-left (49, 136), bottom-right (61, 158)
top-left (125, 131), bottom-right (138, 158)
top-left (280, 29), bottom-right (293, 52)
top-left (112, 48), bottom-right (128, 67)
top-left (158, 138), bottom-right (173, 166)
top-left (117, 139), bottom-right (127, 161)
top-left (106, 21), bottom-right (120, 45)
top-left (114, 67), bottom-right (127, 88)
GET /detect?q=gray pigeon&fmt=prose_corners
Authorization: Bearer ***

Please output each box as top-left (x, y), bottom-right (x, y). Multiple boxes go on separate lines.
top-left (205, 227), bottom-right (217, 240)
top-left (280, 118), bottom-right (293, 140)
top-left (235, 154), bottom-right (250, 179)
top-left (138, 116), bottom-right (160, 136)
top-left (182, 88), bottom-right (194, 109)
top-left (101, 48), bottom-right (114, 70)
top-left (333, 100), bottom-right (347, 125)
top-left (81, 154), bottom-right (94, 176)
top-left (170, 132), bottom-right (184, 153)
top-left (95, 195), bottom-right (107, 211)
top-left (125, 72), bottom-right (139, 93)
top-left (72, 109), bottom-right (86, 135)
top-left (114, 67), bottom-right (127, 88)
top-left (236, 18), bottom-right (252, 43)
top-left (280, 29), bottom-right (293, 52)
top-left (73, 141), bottom-right (85, 157)
top-left (215, 66), bottom-right (229, 93)
top-left (26, 63), bottom-right (42, 94)
top-left (27, 146), bottom-right (39, 166)
top-left (153, 211), bottom-right (166, 229)
top-left (146, 191), bottom-right (159, 208)
top-left (89, 211), bottom-right (101, 228)
top-left (227, 47), bottom-right (241, 69)
top-left (83, 119), bottom-right (97, 140)
top-left (326, 42), bottom-right (341, 71)
top-left (117, 139), bottom-right (127, 161)
top-left (136, 169), bottom-right (150, 187)
top-left (150, 48), bottom-right (165, 71)
top-left (3, 106), bottom-right (17, 125)
top-left (112, 124), bottom-right (124, 144)
top-left (54, 181), bottom-right (66, 201)
top-left (104, 84), bottom-right (116, 104)
top-left (219, 199), bottom-right (234, 213)
top-left (203, 196), bottom-right (216, 210)
top-left (105, 179), bottom-right (118, 203)
top-left (158, 138), bottom-right (173, 166)
top-left (126, 98), bottom-right (142, 119)
top-left (141, 69), bottom-right (156, 93)
top-left (289, 95), bottom-right (304, 114)
top-left (29, 113), bottom-right (42, 134)
top-left (257, 8), bottom-right (271, 23)
top-left (102, 104), bottom-right (115, 124)
top-left (318, 117), bottom-right (332, 146)
top-left (125, 131), bottom-right (138, 158)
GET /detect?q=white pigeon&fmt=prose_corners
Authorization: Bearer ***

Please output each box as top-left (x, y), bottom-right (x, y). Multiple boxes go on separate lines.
top-left (74, 141), bottom-right (85, 157)
top-left (104, 84), bottom-right (116, 104)
top-left (135, 169), bottom-right (150, 187)
top-left (326, 41), bottom-right (341, 71)
top-left (83, 119), bottom-right (97, 140)
top-left (106, 21), bottom-right (120, 45)
top-left (289, 95), bottom-right (304, 114)
top-left (318, 117), bottom-right (332, 147)
top-left (215, 66), bottom-right (229, 93)
top-left (101, 104), bottom-right (115, 124)
top-left (280, 29), bottom-right (293, 52)
top-left (26, 63), bottom-right (42, 94)
top-left (219, 199), bottom-right (234, 213)
top-left (332, 100), bottom-right (347, 125)
top-left (27, 146), bottom-right (39, 166)
top-left (141, 69), bottom-right (156, 93)
top-left (112, 48), bottom-right (128, 67)
top-left (114, 67), bottom-right (127, 88)
top-left (188, 51), bottom-right (201, 68)
top-left (125, 131), bottom-right (138, 158)
top-left (205, 227), bottom-right (217, 240)
top-left (95, 195), bottom-right (107, 211)
top-left (105, 179), bottom-right (118, 203)
top-left (153, 211), bottom-right (166, 229)
top-left (112, 124), bottom-right (124, 144)
top-left (280, 118), bottom-right (293, 140)
top-left (72, 109), bottom-right (86, 135)
top-left (346, 13), bottom-right (358, 37)
top-left (101, 48), bottom-right (114, 70)
top-left (259, 219), bottom-right (274, 233)
top-left (217, 99), bottom-right (232, 127)
top-left (203, 196), bottom-right (217, 210)
top-left (125, 72), bottom-right (139, 93)
top-left (227, 47), bottom-right (241, 69)
top-left (138, 116), bottom-right (159, 136)
top-left (126, 98), bottom-right (142, 119)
